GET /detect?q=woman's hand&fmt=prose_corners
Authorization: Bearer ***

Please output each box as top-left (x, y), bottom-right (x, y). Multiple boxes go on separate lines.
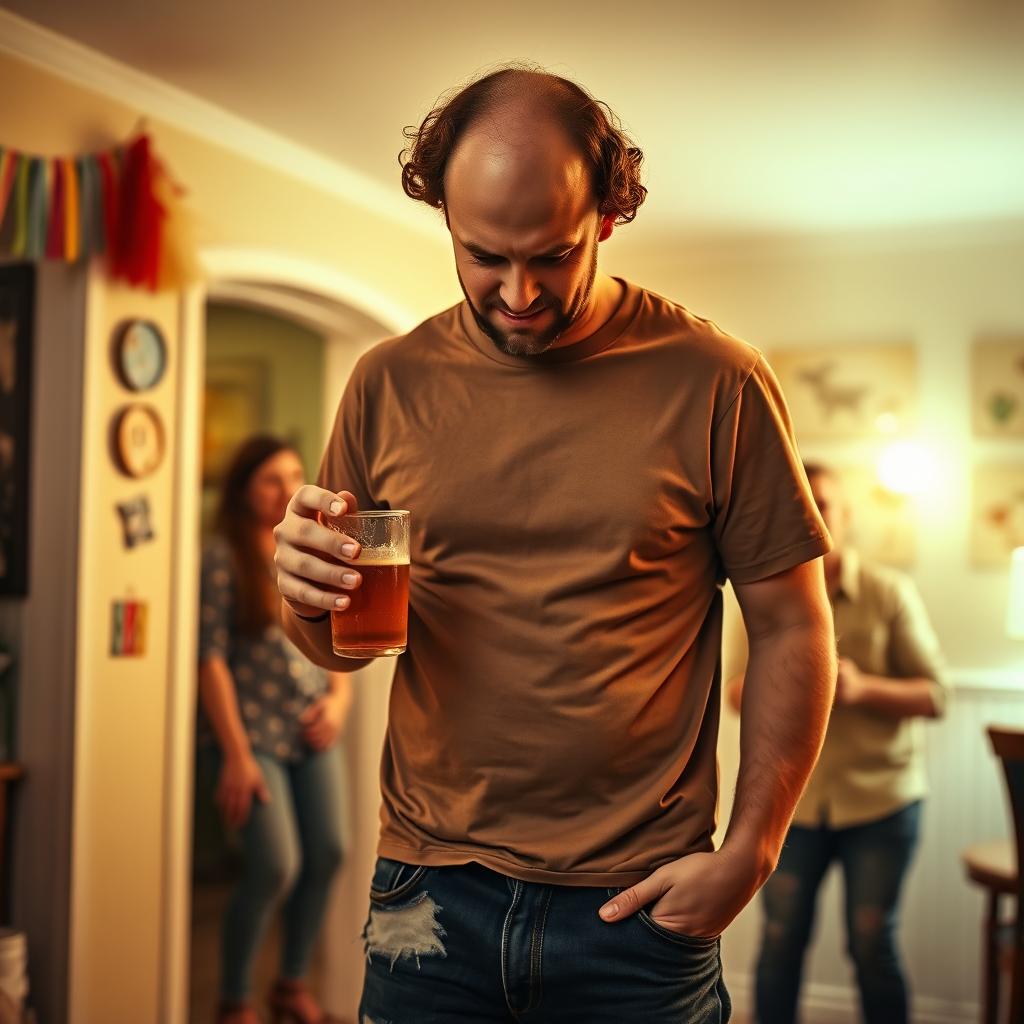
top-left (301, 690), bottom-right (348, 751)
top-left (216, 753), bottom-right (271, 829)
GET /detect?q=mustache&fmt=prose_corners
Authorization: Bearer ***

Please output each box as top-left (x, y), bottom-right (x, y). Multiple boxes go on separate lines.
top-left (489, 298), bottom-right (558, 317)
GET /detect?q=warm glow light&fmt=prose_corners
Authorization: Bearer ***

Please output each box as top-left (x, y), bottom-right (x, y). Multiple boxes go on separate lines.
top-left (876, 440), bottom-right (939, 496)
top-left (1007, 548), bottom-right (1024, 640)
top-left (874, 412), bottom-right (901, 435)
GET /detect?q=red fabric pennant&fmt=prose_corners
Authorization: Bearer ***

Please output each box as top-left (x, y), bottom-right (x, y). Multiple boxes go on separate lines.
top-left (113, 134), bottom-right (166, 289)
top-left (45, 157), bottom-right (65, 259)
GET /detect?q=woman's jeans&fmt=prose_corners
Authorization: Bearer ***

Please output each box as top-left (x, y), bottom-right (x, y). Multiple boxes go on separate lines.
top-left (755, 801), bottom-right (922, 1024)
top-left (358, 856), bottom-right (732, 1023)
top-left (206, 745), bottom-right (345, 1002)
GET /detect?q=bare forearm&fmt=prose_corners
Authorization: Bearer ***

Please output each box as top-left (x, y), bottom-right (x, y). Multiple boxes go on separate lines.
top-left (853, 675), bottom-right (939, 718)
top-left (327, 671), bottom-right (354, 721)
top-left (723, 619), bottom-right (836, 879)
top-left (198, 658), bottom-right (253, 762)
top-left (281, 600), bottom-right (375, 672)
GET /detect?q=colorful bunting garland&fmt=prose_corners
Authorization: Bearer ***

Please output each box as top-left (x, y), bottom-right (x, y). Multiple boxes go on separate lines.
top-left (0, 132), bottom-right (199, 291)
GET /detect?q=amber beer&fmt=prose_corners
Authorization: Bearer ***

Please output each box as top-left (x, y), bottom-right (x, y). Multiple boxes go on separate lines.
top-left (331, 558), bottom-right (410, 657)
top-left (327, 510), bottom-right (410, 658)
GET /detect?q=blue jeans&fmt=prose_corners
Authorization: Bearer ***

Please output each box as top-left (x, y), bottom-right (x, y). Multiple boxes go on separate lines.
top-left (754, 801), bottom-right (922, 1024)
top-left (358, 857), bottom-right (731, 1023)
top-left (206, 745), bottom-right (346, 1001)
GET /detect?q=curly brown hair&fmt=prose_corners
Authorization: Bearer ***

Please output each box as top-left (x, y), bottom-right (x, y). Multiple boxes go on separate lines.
top-left (400, 64), bottom-right (647, 226)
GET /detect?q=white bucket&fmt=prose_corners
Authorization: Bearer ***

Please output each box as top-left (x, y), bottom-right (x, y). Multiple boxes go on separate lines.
top-left (0, 930), bottom-right (27, 1011)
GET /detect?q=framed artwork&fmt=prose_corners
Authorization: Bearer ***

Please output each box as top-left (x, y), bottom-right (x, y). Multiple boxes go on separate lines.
top-left (202, 358), bottom-right (270, 485)
top-left (768, 344), bottom-right (916, 441)
top-left (971, 338), bottom-right (1024, 436)
top-left (971, 464), bottom-right (1024, 568)
top-left (0, 263), bottom-right (34, 596)
top-left (831, 464), bottom-right (916, 567)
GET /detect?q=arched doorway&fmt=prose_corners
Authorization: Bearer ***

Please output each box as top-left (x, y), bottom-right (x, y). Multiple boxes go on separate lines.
top-left (165, 251), bottom-right (416, 1022)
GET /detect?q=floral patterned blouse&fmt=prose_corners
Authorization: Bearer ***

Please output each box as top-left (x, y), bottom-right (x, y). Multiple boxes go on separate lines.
top-left (198, 536), bottom-right (329, 762)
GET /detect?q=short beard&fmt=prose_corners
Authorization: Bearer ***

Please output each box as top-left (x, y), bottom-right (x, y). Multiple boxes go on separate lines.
top-left (457, 246), bottom-right (598, 359)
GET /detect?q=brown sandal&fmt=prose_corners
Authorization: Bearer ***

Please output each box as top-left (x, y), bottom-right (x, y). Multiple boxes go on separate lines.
top-left (215, 1000), bottom-right (261, 1024)
top-left (267, 979), bottom-right (344, 1024)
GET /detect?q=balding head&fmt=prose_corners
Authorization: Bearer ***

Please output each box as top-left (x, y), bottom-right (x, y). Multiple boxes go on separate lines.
top-left (445, 117), bottom-right (593, 236)
top-left (400, 65), bottom-right (647, 225)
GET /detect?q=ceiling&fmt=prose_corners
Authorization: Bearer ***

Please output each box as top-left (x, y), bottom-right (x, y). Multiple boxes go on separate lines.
top-left (4, 0), bottom-right (1024, 241)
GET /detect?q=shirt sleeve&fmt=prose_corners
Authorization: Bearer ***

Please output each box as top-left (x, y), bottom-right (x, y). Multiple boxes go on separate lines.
top-left (711, 354), bottom-right (832, 584)
top-left (887, 574), bottom-right (949, 717)
top-left (198, 539), bottom-right (235, 663)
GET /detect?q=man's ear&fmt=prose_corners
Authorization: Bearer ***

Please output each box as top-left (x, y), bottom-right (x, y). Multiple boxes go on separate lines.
top-left (598, 213), bottom-right (615, 242)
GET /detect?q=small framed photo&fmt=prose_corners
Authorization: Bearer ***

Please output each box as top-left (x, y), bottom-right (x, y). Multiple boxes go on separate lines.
top-left (116, 495), bottom-right (156, 549)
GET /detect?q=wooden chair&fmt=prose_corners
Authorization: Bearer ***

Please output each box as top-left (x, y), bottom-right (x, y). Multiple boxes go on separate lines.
top-left (988, 726), bottom-right (1024, 1023)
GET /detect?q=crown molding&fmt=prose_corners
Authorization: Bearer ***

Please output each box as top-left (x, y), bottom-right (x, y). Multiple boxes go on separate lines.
top-left (0, 8), bottom-right (444, 242)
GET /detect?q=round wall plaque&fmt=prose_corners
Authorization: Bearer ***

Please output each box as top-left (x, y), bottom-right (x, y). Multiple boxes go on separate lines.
top-left (113, 404), bottom-right (165, 478)
top-left (114, 320), bottom-right (167, 392)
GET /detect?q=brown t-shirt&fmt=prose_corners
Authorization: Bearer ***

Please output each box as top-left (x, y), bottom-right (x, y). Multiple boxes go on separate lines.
top-left (310, 280), bottom-right (829, 885)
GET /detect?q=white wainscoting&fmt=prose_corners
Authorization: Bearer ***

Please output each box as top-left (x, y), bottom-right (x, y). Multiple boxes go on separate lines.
top-left (717, 681), bottom-right (1024, 1023)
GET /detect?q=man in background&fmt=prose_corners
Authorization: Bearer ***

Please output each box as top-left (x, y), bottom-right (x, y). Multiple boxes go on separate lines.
top-left (726, 462), bottom-right (947, 1024)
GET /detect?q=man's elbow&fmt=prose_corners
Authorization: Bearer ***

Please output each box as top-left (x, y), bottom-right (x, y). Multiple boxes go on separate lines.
top-left (926, 681), bottom-right (948, 720)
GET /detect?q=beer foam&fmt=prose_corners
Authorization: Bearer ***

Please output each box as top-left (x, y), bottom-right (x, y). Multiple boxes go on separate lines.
top-left (351, 553), bottom-right (410, 566)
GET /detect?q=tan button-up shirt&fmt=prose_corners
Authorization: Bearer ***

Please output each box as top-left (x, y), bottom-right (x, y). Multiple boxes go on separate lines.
top-left (724, 550), bottom-right (947, 829)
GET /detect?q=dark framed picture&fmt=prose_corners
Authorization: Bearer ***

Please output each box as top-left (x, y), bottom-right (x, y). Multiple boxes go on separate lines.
top-left (0, 263), bottom-right (34, 596)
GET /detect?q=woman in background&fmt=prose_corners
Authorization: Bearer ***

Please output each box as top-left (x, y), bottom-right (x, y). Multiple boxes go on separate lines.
top-left (198, 435), bottom-right (351, 1024)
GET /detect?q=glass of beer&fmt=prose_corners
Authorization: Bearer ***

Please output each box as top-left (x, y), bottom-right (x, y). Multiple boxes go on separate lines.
top-left (327, 510), bottom-right (410, 658)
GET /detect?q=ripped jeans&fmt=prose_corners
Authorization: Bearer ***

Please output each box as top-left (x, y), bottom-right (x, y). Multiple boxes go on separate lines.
top-left (755, 801), bottom-right (922, 1024)
top-left (358, 856), bottom-right (731, 1023)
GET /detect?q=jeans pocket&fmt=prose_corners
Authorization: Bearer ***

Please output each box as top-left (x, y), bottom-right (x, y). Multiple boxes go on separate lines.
top-left (636, 907), bottom-right (720, 948)
top-left (605, 886), bottom-right (721, 949)
top-left (369, 855), bottom-right (429, 904)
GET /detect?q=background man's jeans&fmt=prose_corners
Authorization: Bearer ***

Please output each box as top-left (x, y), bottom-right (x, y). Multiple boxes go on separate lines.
top-left (755, 801), bottom-right (922, 1024)
top-left (359, 857), bottom-right (732, 1023)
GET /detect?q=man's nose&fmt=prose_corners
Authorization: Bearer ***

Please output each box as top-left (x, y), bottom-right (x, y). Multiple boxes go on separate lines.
top-left (499, 267), bottom-right (541, 313)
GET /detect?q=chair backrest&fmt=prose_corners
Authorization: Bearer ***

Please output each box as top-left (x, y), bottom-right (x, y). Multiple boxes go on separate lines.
top-left (989, 726), bottom-right (1024, 1023)
top-left (989, 726), bottom-right (1024, 902)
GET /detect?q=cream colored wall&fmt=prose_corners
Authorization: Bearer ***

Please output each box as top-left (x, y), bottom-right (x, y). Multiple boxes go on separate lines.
top-left (71, 270), bottom-right (181, 1022)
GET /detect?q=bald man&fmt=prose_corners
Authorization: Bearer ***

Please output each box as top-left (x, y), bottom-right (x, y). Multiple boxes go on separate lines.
top-left (273, 67), bottom-right (836, 1023)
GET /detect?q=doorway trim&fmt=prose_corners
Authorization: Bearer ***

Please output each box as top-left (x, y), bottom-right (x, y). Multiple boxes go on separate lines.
top-left (163, 249), bottom-right (410, 1023)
